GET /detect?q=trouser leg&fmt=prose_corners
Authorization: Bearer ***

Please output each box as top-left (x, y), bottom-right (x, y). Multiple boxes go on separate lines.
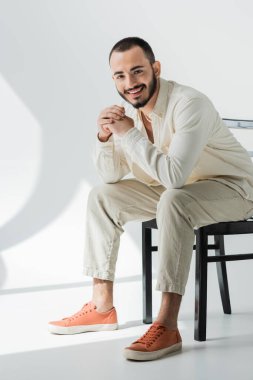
top-left (155, 180), bottom-right (253, 295)
top-left (82, 178), bottom-right (165, 281)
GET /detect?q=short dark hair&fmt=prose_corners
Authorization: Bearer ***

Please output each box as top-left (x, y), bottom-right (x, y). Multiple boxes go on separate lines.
top-left (109, 37), bottom-right (155, 65)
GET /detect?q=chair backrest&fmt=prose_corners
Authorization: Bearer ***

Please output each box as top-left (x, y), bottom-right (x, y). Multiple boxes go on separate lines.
top-left (223, 118), bottom-right (253, 157)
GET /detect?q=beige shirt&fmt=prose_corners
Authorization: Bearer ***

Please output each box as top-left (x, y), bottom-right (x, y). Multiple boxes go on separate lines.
top-left (94, 78), bottom-right (253, 200)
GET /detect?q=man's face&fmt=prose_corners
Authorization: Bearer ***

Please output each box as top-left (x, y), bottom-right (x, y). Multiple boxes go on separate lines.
top-left (110, 46), bottom-right (159, 109)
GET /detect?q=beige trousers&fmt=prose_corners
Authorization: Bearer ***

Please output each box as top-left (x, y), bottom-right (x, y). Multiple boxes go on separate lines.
top-left (82, 178), bottom-right (253, 295)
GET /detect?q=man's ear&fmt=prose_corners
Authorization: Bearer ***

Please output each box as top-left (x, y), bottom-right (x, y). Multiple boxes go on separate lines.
top-left (153, 61), bottom-right (161, 78)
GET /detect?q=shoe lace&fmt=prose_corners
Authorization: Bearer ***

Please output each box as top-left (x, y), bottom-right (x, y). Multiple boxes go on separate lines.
top-left (135, 324), bottom-right (167, 347)
top-left (63, 302), bottom-right (97, 321)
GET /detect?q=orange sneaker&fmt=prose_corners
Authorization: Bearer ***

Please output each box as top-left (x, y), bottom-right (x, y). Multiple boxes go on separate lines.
top-left (48, 301), bottom-right (118, 335)
top-left (124, 322), bottom-right (182, 361)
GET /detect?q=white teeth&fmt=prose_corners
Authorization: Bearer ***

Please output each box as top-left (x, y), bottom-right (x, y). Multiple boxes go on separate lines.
top-left (128, 86), bottom-right (143, 94)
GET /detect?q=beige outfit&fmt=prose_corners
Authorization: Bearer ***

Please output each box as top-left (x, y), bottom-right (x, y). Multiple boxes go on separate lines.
top-left (83, 79), bottom-right (253, 295)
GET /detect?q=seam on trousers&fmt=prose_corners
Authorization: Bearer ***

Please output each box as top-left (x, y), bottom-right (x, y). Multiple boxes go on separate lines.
top-left (163, 198), bottom-right (194, 293)
top-left (105, 223), bottom-right (119, 275)
top-left (174, 197), bottom-right (205, 289)
top-left (167, 200), bottom-right (190, 292)
top-left (174, 233), bottom-right (183, 288)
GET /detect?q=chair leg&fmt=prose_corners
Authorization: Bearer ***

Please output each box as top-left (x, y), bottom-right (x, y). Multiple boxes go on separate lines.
top-left (142, 224), bottom-right (153, 324)
top-left (195, 228), bottom-right (208, 341)
top-left (214, 235), bottom-right (232, 314)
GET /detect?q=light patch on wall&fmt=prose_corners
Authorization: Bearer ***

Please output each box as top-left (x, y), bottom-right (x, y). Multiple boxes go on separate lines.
top-left (0, 74), bottom-right (41, 226)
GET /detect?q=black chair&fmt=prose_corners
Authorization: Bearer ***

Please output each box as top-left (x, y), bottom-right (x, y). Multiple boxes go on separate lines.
top-left (142, 118), bottom-right (253, 341)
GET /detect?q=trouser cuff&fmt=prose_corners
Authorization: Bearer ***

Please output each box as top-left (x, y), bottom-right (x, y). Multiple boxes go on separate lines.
top-left (82, 267), bottom-right (115, 281)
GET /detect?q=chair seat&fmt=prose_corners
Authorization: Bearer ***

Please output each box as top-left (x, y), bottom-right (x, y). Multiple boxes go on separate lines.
top-left (196, 218), bottom-right (253, 235)
top-left (143, 217), bottom-right (253, 235)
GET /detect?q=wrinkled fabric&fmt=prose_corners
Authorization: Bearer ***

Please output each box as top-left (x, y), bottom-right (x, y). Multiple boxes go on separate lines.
top-left (83, 178), bottom-right (253, 294)
top-left (94, 78), bottom-right (253, 200)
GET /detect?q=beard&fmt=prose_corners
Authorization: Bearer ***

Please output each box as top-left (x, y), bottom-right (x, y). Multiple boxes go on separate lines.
top-left (116, 69), bottom-right (158, 109)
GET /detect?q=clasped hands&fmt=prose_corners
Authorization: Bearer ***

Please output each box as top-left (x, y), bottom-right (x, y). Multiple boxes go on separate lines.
top-left (97, 105), bottom-right (134, 141)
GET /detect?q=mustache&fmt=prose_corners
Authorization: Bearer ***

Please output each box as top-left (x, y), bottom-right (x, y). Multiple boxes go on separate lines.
top-left (124, 84), bottom-right (145, 93)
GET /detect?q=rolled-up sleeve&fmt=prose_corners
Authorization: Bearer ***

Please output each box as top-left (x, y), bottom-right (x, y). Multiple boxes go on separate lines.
top-left (121, 97), bottom-right (214, 188)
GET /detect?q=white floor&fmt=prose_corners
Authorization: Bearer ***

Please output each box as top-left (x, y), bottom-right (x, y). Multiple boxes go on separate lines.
top-left (0, 280), bottom-right (253, 380)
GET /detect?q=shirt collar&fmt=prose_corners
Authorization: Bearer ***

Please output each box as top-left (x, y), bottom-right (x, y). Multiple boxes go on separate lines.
top-left (137, 78), bottom-right (172, 121)
top-left (150, 77), bottom-right (171, 119)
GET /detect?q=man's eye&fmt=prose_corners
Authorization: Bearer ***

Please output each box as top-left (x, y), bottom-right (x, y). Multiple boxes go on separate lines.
top-left (116, 75), bottom-right (124, 80)
top-left (134, 70), bottom-right (143, 74)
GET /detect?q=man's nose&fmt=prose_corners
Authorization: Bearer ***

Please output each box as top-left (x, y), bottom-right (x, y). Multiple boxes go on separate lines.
top-left (125, 75), bottom-right (138, 90)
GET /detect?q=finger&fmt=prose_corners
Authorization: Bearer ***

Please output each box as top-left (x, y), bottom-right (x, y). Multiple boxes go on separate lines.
top-left (101, 125), bottom-right (111, 133)
top-left (105, 106), bottom-right (125, 117)
top-left (99, 118), bottom-right (115, 125)
top-left (99, 112), bottom-right (119, 120)
top-left (111, 105), bottom-right (125, 112)
top-left (102, 124), bottom-right (113, 133)
top-left (103, 112), bottom-right (124, 120)
top-left (101, 120), bottom-right (114, 127)
top-left (102, 111), bottom-right (124, 119)
top-left (99, 110), bottom-right (124, 122)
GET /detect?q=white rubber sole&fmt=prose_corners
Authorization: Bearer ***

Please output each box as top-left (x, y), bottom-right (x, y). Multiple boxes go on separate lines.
top-left (48, 323), bottom-right (118, 335)
top-left (123, 342), bottom-right (182, 361)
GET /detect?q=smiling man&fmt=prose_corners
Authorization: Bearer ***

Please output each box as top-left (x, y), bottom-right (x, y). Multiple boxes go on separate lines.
top-left (48, 37), bottom-right (253, 361)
